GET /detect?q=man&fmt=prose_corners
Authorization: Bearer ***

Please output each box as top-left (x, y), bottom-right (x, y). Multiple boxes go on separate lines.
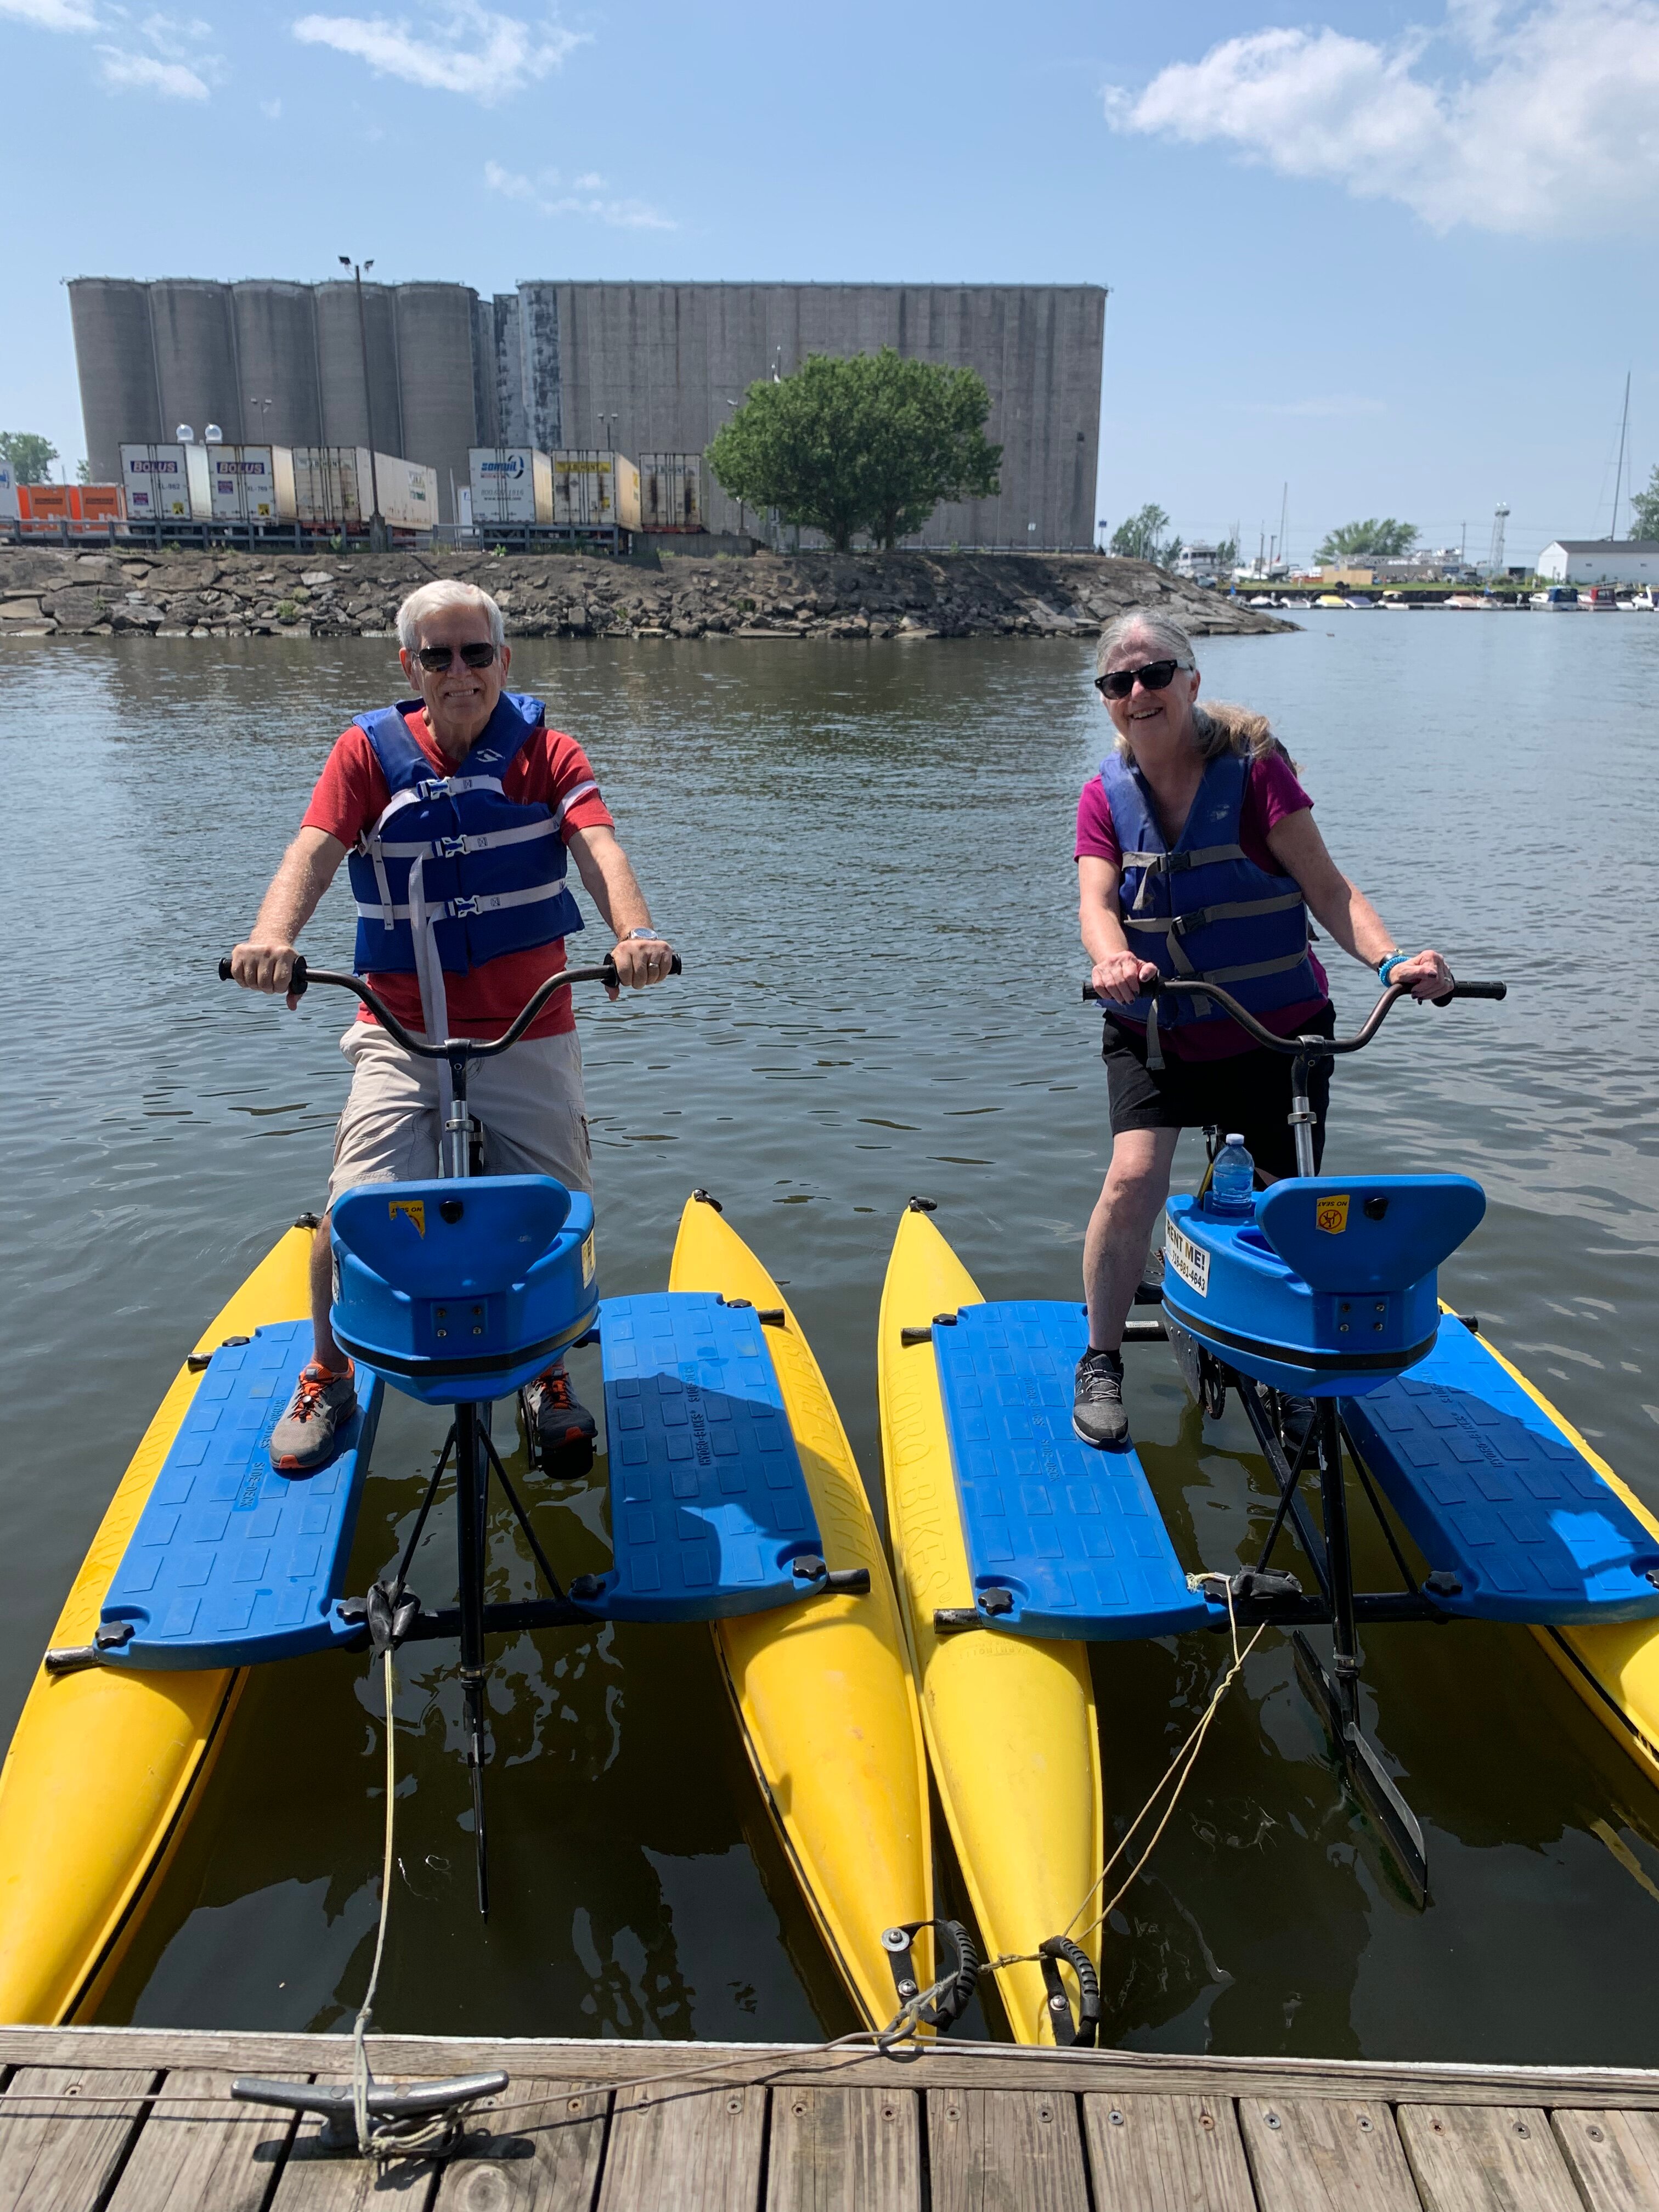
top-left (231, 577), bottom-right (674, 1473)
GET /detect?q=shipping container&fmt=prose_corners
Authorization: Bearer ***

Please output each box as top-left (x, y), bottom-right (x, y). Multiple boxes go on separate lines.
top-left (14, 483), bottom-right (126, 531)
top-left (19, 484), bottom-right (75, 521)
top-left (639, 453), bottom-right (704, 532)
top-left (0, 459), bottom-right (16, 525)
top-left (550, 450), bottom-right (641, 532)
top-left (77, 484), bottom-right (124, 523)
top-left (206, 444), bottom-right (296, 522)
top-left (469, 446), bottom-right (554, 527)
top-left (121, 443), bottom-right (197, 520)
top-left (291, 447), bottom-right (437, 532)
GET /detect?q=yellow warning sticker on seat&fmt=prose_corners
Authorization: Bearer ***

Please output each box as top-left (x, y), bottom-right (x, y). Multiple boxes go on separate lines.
top-left (1316, 1194), bottom-right (1350, 1234)
top-left (390, 1198), bottom-right (426, 1237)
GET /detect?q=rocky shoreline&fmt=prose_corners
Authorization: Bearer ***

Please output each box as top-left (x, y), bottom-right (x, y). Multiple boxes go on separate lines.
top-left (0, 545), bottom-right (1293, 645)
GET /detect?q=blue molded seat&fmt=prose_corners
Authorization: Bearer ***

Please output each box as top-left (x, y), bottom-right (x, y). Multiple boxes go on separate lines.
top-left (1342, 1322), bottom-right (1659, 1624)
top-left (934, 1301), bottom-right (1210, 1640)
top-left (100, 1323), bottom-right (383, 1667)
top-left (589, 1293), bottom-right (823, 1620)
top-left (1163, 1174), bottom-right (1486, 1397)
top-left (330, 1175), bottom-right (597, 1403)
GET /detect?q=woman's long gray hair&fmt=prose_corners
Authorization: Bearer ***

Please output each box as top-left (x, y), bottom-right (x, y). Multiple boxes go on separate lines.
top-left (1096, 610), bottom-right (1284, 765)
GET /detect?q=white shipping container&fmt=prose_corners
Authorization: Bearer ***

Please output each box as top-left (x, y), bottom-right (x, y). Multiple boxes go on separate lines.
top-left (640, 453), bottom-right (703, 532)
top-left (120, 443), bottom-right (196, 520)
top-left (551, 451), bottom-right (641, 532)
top-left (469, 447), bottom-right (554, 527)
top-left (206, 444), bottom-right (297, 522)
top-left (0, 458), bottom-right (16, 525)
top-left (290, 447), bottom-right (436, 531)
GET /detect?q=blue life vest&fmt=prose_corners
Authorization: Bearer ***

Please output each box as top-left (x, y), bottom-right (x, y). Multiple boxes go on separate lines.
top-left (347, 693), bottom-right (585, 990)
top-left (1098, 749), bottom-right (1322, 1050)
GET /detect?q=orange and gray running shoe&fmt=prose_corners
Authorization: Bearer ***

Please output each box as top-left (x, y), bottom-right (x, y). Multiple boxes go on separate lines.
top-left (269, 1359), bottom-right (357, 1474)
top-left (521, 1365), bottom-right (597, 1475)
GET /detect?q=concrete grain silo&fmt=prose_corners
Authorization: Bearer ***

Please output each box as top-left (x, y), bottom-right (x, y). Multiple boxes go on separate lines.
top-left (394, 283), bottom-right (481, 524)
top-left (68, 279), bottom-right (161, 483)
top-left (149, 279), bottom-right (242, 444)
top-left (314, 279), bottom-right (403, 455)
top-left (231, 281), bottom-right (323, 449)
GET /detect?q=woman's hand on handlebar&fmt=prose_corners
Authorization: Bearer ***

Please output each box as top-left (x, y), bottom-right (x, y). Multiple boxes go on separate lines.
top-left (1389, 948), bottom-right (1453, 1002)
top-left (1089, 951), bottom-right (1160, 1006)
top-left (608, 933), bottom-right (676, 1000)
top-left (229, 939), bottom-right (305, 1011)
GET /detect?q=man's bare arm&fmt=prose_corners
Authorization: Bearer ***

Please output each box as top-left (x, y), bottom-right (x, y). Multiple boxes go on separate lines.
top-left (230, 827), bottom-right (348, 1007)
top-left (567, 823), bottom-right (674, 989)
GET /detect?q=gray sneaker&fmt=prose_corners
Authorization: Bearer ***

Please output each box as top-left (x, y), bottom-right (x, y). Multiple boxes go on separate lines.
top-left (1073, 1348), bottom-right (1128, 1448)
top-left (269, 1360), bottom-right (357, 1474)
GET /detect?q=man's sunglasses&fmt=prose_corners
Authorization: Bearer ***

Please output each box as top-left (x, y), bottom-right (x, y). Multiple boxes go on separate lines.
top-left (1095, 658), bottom-right (1188, 700)
top-left (416, 641), bottom-right (497, 672)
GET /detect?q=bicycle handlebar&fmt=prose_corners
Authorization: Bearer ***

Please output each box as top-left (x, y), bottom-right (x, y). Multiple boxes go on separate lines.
top-left (1079, 971), bottom-right (1505, 1056)
top-left (218, 951), bottom-right (681, 1063)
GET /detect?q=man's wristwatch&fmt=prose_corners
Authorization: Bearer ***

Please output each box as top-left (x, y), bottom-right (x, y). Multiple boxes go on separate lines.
top-left (626, 926), bottom-right (667, 941)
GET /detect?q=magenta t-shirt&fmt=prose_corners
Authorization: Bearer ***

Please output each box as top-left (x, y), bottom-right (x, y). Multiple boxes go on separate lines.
top-left (1076, 750), bottom-right (1331, 1062)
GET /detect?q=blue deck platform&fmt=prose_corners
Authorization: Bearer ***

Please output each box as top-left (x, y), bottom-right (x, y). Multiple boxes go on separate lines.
top-left (592, 1292), bottom-right (822, 1620)
top-left (100, 1323), bottom-right (382, 1667)
top-left (934, 1300), bottom-right (1211, 1639)
top-left (1342, 1321), bottom-right (1659, 1624)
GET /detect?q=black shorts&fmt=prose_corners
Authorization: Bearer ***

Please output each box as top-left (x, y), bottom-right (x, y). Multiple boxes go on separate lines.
top-left (1100, 1005), bottom-right (1335, 1179)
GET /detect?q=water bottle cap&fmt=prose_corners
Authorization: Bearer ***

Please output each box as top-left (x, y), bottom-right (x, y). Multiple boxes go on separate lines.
top-left (1225, 1133), bottom-right (1245, 1147)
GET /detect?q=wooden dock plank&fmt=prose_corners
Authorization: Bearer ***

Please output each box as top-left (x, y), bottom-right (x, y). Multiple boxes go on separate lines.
top-left (4, 2028), bottom-right (1659, 2110)
top-left (432, 2080), bottom-right (608, 2212)
top-left (105, 2068), bottom-right (298, 2212)
top-left (765, 2085), bottom-right (919, 2212)
top-left (1397, 2105), bottom-right (1583, 2212)
top-left (0, 2064), bottom-right (158, 2212)
top-left (1552, 2109), bottom-right (1659, 2211)
top-left (267, 2078), bottom-right (440, 2212)
top-left (1237, 2095), bottom-right (1420, 2211)
top-left (927, 2088), bottom-right (1091, 2212)
top-left (594, 2080), bottom-right (767, 2212)
top-left (1081, 2091), bottom-right (1255, 2211)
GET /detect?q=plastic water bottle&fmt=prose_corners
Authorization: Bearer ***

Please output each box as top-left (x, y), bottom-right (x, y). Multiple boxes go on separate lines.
top-left (1209, 1133), bottom-right (1256, 1217)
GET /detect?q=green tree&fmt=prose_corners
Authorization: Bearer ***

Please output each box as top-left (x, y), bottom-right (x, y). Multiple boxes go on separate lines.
top-left (0, 432), bottom-right (60, 484)
top-left (1628, 464), bottom-right (1659, 540)
top-left (1314, 517), bottom-right (1418, 562)
top-left (75, 458), bottom-right (92, 486)
top-left (1109, 504), bottom-right (1173, 563)
top-left (707, 349), bottom-right (1001, 552)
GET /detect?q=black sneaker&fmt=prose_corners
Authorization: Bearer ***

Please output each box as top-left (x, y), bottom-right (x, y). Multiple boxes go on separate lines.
top-left (1073, 1348), bottom-right (1128, 1448)
top-left (521, 1365), bottom-right (597, 1475)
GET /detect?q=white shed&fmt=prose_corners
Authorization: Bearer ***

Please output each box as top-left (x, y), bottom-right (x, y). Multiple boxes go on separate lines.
top-left (1536, 539), bottom-right (1659, 584)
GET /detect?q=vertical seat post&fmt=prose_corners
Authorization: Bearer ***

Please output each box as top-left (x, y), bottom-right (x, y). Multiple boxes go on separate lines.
top-left (444, 1044), bottom-right (476, 1181)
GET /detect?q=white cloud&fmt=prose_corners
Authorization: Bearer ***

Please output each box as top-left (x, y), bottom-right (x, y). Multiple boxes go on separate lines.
top-left (293, 2), bottom-right (585, 103)
top-left (1105, 3), bottom-right (1659, 235)
top-left (0, 0), bottom-right (98, 27)
top-left (483, 159), bottom-right (675, 228)
top-left (97, 43), bottom-right (209, 92)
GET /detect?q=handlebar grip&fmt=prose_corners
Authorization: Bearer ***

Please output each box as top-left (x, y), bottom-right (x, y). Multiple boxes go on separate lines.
top-left (218, 953), bottom-right (308, 995)
top-left (670, 952), bottom-right (683, 975)
top-left (1433, 978), bottom-right (1506, 1006)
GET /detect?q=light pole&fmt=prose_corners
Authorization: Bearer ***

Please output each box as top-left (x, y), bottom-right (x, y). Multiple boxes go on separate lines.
top-left (339, 255), bottom-right (386, 551)
top-left (596, 411), bottom-right (618, 453)
top-left (1097, 516), bottom-right (1108, 553)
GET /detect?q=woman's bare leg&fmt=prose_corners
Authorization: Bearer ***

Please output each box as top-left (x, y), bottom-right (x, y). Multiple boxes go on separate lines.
top-left (1083, 1127), bottom-right (1181, 1350)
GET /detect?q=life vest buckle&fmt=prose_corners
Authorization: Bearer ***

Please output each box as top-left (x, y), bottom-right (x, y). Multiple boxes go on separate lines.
top-left (415, 777), bottom-right (450, 802)
top-left (448, 895), bottom-right (483, 919)
top-left (435, 834), bottom-right (468, 858)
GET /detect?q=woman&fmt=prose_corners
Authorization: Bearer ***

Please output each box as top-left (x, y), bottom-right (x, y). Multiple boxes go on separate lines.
top-left (1074, 611), bottom-right (1450, 1447)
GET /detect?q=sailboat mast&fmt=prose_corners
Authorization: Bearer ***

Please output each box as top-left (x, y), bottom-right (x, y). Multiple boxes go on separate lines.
top-left (1613, 371), bottom-right (1631, 540)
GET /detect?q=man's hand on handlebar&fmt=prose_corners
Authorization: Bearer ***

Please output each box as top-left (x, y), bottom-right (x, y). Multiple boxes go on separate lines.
top-left (1088, 951), bottom-right (1161, 1006)
top-left (1388, 949), bottom-right (1453, 1002)
top-left (229, 939), bottom-right (306, 1011)
top-left (608, 933), bottom-right (676, 1000)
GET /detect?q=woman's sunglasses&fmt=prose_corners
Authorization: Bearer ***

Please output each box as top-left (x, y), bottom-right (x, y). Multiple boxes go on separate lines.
top-left (1095, 658), bottom-right (1188, 700)
top-left (416, 641), bottom-right (498, 672)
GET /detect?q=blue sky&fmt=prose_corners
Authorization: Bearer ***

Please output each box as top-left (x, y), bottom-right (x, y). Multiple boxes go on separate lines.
top-left (3, 0), bottom-right (1656, 564)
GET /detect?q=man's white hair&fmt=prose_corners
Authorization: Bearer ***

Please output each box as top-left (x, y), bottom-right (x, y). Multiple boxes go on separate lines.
top-left (396, 578), bottom-right (506, 653)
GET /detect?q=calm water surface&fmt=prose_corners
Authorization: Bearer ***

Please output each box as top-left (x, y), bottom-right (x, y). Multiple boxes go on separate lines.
top-left (4, 612), bottom-right (1657, 2058)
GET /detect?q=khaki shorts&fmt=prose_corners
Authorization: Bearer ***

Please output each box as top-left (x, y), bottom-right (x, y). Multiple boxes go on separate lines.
top-left (326, 1023), bottom-right (591, 1209)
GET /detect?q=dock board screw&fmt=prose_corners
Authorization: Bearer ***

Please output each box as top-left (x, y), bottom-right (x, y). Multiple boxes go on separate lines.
top-left (1266, 2113), bottom-right (1282, 2130)
top-left (1514, 2123), bottom-right (1531, 2138)
top-left (1200, 2113), bottom-right (1215, 2130)
top-left (1358, 2116), bottom-right (1374, 2131)
top-left (1588, 2126), bottom-right (1605, 2142)
top-left (1109, 2111), bottom-right (1124, 2126)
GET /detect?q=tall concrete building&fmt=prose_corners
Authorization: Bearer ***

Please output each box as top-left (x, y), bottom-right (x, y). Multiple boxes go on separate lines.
top-left (70, 277), bottom-right (1107, 543)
